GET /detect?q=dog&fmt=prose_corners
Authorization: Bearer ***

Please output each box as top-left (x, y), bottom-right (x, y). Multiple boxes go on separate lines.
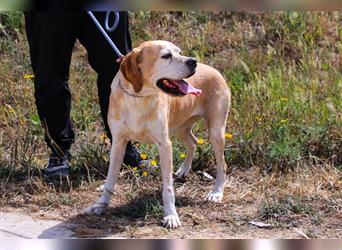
top-left (83, 40), bottom-right (231, 229)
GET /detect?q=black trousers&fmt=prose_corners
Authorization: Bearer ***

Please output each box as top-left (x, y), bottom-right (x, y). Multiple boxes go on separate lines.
top-left (25, 11), bottom-right (132, 155)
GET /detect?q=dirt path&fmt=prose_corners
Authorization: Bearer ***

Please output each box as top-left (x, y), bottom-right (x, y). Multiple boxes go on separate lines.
top-left (1, 212), bottom-right (76, 239)
top-left (1, 167), bottom-right (341, 239)
top-left (0, 210), bottom-right (300, 239)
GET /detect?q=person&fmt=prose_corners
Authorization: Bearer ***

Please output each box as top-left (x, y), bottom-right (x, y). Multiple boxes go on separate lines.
top-left (24, 11), bottom-right (144, 182)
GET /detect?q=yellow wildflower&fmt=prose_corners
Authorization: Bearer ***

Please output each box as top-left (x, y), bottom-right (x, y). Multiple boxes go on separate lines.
top-left (197, 138), bottom-right (204, 145)
top-left (99, 133), bottom-right (108, 141)
top-left (151, 160), bottom-right (158, 166)
top-left (225, 133), bottom-right (233, 139)
top-left (256, 116), bottom-right (262, 121)
top-left (179, 153), bottom-right (186, 159)
top-left (140, 153), bottom-right (147, 160)
top-left (142, 171), bottom-right (148, 177)
top-left (19, 119), bottom-right (25, 126)
top-left (24, 74), bottom-right (34, 79)
top-left (280, 119), bottom-right (288, 124)
top-left (132, 167), bottom-right (138, 171)
top-left (6, 105), bottom-right (15, 114)
top-left (280, 97), bottom-right (288, 101)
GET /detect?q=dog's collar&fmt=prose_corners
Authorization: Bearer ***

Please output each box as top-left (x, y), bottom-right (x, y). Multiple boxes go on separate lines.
top-left (118, 80), bottom-right (144, 98)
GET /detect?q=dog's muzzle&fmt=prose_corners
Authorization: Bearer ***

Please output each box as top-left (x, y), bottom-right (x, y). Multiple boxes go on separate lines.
top-left (157, 77), bottom-right (202, 97)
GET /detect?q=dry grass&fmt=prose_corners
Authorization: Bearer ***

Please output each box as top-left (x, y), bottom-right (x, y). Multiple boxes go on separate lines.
top-left (0, 11), bottom-right (341, 238)
top-left (1, 164), bottom-right (341, 238)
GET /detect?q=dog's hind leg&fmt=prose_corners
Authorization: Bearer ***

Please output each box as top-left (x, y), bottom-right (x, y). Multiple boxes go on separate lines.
top-left (175, 128), bottom-right (197, 178)
top-left (83, 139), bottom-right (126, 215)
top-left (206, 121), bottom-right (228, 202)
top-left (205, 100), bottom-right (229, 203)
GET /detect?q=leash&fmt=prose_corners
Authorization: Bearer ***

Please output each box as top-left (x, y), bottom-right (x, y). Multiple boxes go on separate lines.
top-left (88, 12), bottom-right (146, 98)
top-left (87, 11), bottom-right (125, 62)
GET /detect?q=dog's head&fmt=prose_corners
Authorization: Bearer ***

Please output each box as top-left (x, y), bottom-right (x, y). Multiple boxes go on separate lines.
top-left (120, 40), bottom-right (201, 97)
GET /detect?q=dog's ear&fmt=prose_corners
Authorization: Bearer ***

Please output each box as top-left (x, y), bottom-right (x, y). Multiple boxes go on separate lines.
top-left (120, 48), bottom-right (143, 93)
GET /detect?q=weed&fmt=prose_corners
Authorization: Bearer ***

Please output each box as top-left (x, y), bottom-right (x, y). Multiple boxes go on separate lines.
top-left (0, 11), bottom-right (341, 184)
top-left (260, 195), bottom-right (314, 221)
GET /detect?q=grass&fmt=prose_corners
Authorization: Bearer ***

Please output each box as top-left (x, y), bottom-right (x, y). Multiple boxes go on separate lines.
top-left (0, 11), bottom-right (341, 176)
top-left (260, 195), bottom-right (315, 221)
top-left (0, 11), bottom-right (341, 238)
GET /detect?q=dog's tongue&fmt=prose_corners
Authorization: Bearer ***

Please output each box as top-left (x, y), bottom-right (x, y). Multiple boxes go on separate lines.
top-left (174, 80), bottom-right (202, 96)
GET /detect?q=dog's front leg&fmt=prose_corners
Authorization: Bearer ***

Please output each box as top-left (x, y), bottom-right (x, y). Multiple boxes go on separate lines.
top-left (158, 139), bottom-right (181, 229)
top-left (83, 140), bottom-right (126, 216)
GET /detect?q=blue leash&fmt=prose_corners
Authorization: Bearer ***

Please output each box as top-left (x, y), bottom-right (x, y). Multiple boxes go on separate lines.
top-left (104, 11), bottom-right (120, 32)
top-left (87, 11), bottom-right (125, 60)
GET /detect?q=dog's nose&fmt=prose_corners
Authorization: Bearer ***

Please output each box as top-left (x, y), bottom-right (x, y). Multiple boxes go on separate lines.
top-left (186, 58), bottom-right (197, 68)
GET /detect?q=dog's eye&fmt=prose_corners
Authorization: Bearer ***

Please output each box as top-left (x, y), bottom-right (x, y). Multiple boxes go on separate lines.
top-left (161, 53), bottom-right (172, 59)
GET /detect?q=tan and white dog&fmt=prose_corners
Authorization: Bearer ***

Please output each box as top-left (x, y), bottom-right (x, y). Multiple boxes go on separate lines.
top-left (83, 40), bottom-right (231, 229)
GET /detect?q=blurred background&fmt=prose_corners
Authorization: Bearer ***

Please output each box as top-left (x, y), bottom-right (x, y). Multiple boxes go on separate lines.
top-left (0, 0), bottom-right (341, 10)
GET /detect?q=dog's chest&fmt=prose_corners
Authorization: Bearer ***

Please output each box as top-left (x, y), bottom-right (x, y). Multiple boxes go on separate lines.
top-left (124, 108), bottom-right (151, 131)
top-left (119, 97), bottom-right (167, 143)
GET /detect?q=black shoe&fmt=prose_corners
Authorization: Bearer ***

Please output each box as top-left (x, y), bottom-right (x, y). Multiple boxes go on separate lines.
top-left (123, 144), bottom-right (143, 167)
top-left (43, 151), bottom-right (70, 182)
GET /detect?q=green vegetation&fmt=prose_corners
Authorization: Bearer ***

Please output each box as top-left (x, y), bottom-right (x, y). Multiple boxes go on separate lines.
top-left (0, 12), bottom-right (341, 183)
top-left (260, 196), bottom-right (314, 220)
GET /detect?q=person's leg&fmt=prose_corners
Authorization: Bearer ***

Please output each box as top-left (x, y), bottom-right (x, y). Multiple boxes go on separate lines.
top-left (25, 12), bottom-right (78, 180)
top-left (77, 11), bottom-right (142, 167)
top-left (25, 12), bottom-right (77, 156)
top-left (77, 11), bottom-right (130, 138)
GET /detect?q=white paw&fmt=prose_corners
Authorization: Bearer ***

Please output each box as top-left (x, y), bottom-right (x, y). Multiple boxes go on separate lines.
top-left (163, 214), bottom-right (181, 229)
top-left (175, 165), bottom-right (191, 179)
top-left (82, 202), bottom-right (108, 215)
top-left (205, 192), bottom-right (223, 203)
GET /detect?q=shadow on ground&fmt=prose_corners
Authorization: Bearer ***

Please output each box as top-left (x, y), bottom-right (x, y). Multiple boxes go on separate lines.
top-left (38, 191), bottom-right (204, 238)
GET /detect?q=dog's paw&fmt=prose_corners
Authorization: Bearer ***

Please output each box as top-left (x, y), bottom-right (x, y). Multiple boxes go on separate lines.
top-left (163, 214), bottom-right (181, 229)
top-left (205, 192), bottom-right (223, 203)
top-left (82, 202), bottom-right (108, 216)
top-left (175, 166), bottom-right (191, 179)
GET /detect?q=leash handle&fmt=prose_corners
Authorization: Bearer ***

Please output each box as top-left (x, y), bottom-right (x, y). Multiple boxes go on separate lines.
top-left (105, 11), bottom-right (120, 32)
top-left (87, 11), bottom-right (125, 59)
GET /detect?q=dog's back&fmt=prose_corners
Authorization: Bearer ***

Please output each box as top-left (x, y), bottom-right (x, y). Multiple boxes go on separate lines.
top-left (168, 63), bottom-right (231, 130)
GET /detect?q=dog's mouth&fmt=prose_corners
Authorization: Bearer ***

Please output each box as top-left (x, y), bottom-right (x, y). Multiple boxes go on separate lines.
top-left (156, 78), bottom-right (202, 97)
